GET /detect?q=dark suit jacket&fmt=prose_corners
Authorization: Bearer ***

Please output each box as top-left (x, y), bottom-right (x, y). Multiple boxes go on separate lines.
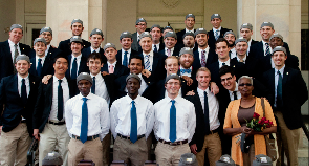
top-left (65, 54), bottom-right (90, 80)
top-left (138, 53), bottom-right (167, 81)
top-left (102, 61), bottom-right (129, 78)
top-left (114, 74), bottom-right (155, 102)
top-left (249, 41), bottom-right (290, 59)
top-left (101, 74), bottom-right (116, 106)
top-left (0, 74), bottom-right (40, 135)
top-left (231, 55), bottom-right (262, 80)
top-left (260, 54), bottom-right (300, 73)
top-left (208, 27), bottom-right (232, 50)
top-left (81, 46), bottom-right (107, 64)
top-left (29, 52), bottom-right (57, 78)
top-left (131, 33), bottom-right (139, 51)
top-left (0, 40), bottom-right (31, 81)
top-left (158, 46), bottom-right (180, 58)
top-left (116, 49), bottom-right (139, 66)
top-left (58, 39), bottom-right (91, 57)
top-left (33, 77), bottom-right (79, 132)
top-left (262, 67), bottom-right (308, 130)
top-left (192, 48), bottom-right (218, 69)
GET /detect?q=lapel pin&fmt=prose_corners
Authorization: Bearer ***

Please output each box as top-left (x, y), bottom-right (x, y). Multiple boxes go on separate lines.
top-left (182, 80), bottom-right (185, 82)
top-left (286, 72), bottom-right (288, 75)
top-left (233, 65), bottom-right (235, 67)
top-left (148, 82), bottom-right (150, 84)
top-left (50, 53), bottom-right (51, 54)
top-left (23, 48), bottom-right (24, 49)
top-left (32, 82), bottom-right (35, 84)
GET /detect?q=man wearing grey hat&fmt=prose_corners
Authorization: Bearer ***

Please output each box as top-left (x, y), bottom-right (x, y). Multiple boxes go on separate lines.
top-left (110, 74), bottom-right (154, 166)
top-left (262, 46), bottom-right (308, 166)
top-left (82, 28), bottom-right (107, 65)
top-left (0, 24), bottom-right (31, 81)
top-left (150, 24), bottom-right (165, 53)
top-left (223, 32), bottom-right (237, 59)
top-left (65, 72), bottom-right (110, 166)
top-left (193, 28), bottom-right (218, 69)
top-left (239, 23), bottom-right (259, 55)
top-left (65, 36), bottom-right (90, 80)
top-left (102, 43), bottom-right (129, 78)
top-left (138, 32), bottom-right (166, 81)
top-left (0, 55), bottom-right (40, 166)
top-left (158, 32), bottom-right (180, 57)
top-left (29, 38), bottom-right (55, 78)
top-left (116, 32), bottom-right (139, 67)
top-left (182, 33), bottom-right (197, 50)
top-left (154, 74), bottom-right (196, 166)
top-left (132, 18), bottom-right (147, 51)
top-left (58, 19), bottom-right (91, 56)
top-left (208, 14), bottom-right (232, 50)
top-left (33, 56), bottom-right (79, 166)
top-left (162, 26), bottom-right (174, 38)
top-left (176, 14), bottom-right (196, 45)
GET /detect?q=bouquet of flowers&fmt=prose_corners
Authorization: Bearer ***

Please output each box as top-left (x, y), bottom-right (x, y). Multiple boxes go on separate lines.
top-left (245, 112), bottom-right (274, 132)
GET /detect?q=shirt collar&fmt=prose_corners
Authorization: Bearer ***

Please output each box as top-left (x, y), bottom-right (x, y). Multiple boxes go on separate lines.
top-left (197, 87), bottom-right (210, 95)
top-left (36, 55), bottom-right (46, 61)
top-left (53, 76), bottom-right (68, 84)
top-left (165, 47), bottom-right (174, 51)
top-left (17, 74), bottom-right (29, 83)
top-left (46, 44), bottom-right (51, 51)
top-left (237, 55), bottom-right (246, 62)
top-left (78, 92), bottom-right (94, 100)
top-left (166, 96), bottom-right (181, 103)
top-left (107, 61), bottom-right (117, 67)
top-left (143, 50), bottom-right (154, 57)
top-left (71, 54), bottom-right (82, 60)
top-left (125, 94), bottom-right (140, 104)
top-left (213, 26), bottom-right (222, 32)
top-left (91, 47), bottom-right (101, 53)
top-left (122, 48), bottom-right (131, 54)
top-left (275, 65), bottom-right (285, 75)
top-left (198, 46), bottom-right (210, 52)
top-left (90, 73), bottom-right (103, 80)
top-left (262, 40), bottom-right (269, 46)
top-left (186, 28), bottom-right (194, 33)
top-left (8, 39), bottom-right (19, 46)
top-left (219, 58), bottom-right (231, 66)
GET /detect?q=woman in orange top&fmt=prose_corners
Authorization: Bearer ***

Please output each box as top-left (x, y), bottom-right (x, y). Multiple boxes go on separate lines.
top-left (223, 76), bottom-right (277, 166)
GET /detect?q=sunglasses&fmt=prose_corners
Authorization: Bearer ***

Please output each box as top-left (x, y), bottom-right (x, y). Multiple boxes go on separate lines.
top-left (239, 83), bottom-right (252, 87)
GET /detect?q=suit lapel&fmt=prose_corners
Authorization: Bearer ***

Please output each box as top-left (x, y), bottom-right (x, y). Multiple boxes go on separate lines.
top-left (47, 77), bottom-right (53, 102)
top-left (152, 53), bottom-right (159, 72)
top-left (79, 55), bottom-right (87, 74)
top-left (269, 68), bottom-right (276, 93)
top-left (65, 55), bottom-right (72, 78)
top-left (29, 58), bottom-right (37, 76)
top-left (282, 67), bottom-right (289, 86)
top-left (20, 43), bottom-right (26, 55)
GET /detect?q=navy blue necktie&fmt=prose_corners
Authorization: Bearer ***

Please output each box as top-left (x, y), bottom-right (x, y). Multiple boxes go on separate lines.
top-left (277, 71), bottom-right (283, 108)
top-left (154, 45), bottom-right (158, 53)
top-left (222, 62), bottom-right (225, 66)
top-left (123, 51), bottom-right (128, 67)
top-left (92, 50), bottom-right (96, 54)
top-left (58, 80), bottom-right (63, 121)
top-left (130, 101), bottom-right (137, 143)
top-left (170, 100), bottom-right (176, 143)
top-left (71, 58), bottom-right (78, 79)
top-left (37, 58), bottom-right (42, 77)
top-left (204, 91), bottom-right (210, 134)
top-left (81, 98), bottom-right (88, 144)
top-left (91, 77), bottom-right (95, 93)
top-left (233, 91), bottom-right (238, 101)
top-left (21, 79), bottom-right (27, 105)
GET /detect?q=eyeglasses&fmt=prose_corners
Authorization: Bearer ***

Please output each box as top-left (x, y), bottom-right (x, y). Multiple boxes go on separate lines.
top-left (238, 83), bottom-right (252, 87)
top-left (221, 77), bottom-right (233, 82)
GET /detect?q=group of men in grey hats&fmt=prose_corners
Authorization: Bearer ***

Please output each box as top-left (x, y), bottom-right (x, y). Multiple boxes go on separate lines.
top-left (0, 12), bottom-right (307, 166)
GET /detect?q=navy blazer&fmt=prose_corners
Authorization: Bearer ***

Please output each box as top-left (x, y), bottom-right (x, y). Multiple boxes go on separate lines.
top-left (262, 67), bottom-right (308, 130)
top-left (231, 55), bottom-right (262, 80)
top-left (249, 41), bottom-right (291, 59)
top-left (192, 48), bottom-right (218, 69)
top-left (138, 52), bottom-right (167, 82)
top-left (29, 52), bottom-right (57, 78)
top-left (131, 33), bottom-right (139, 51)
top-left (116, 49), bottom-right (139, 66)
top-left (65, 54), bottom-right (90, 80)
top-left (208, 27), bottom-right (232, 50)
top-left (102, 61), bottom-right (129, 78)
top-left (0, 40), bottom-right (31, 81)
top-left (81, 46), bottom-right (107, 64)
top-left (33, 77), bottom-right (79, 133)
top-left (58, 38), bottom-right (91, 57)
top-left (0, 74), bottom-right (40, 135)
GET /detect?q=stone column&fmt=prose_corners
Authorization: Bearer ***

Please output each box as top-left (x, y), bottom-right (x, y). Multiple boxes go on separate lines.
top-left (237, 0), bottom-right (302, 67)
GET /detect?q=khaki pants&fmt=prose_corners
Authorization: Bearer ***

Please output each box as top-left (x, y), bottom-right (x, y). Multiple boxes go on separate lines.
top-left (39, 123), bottom-right (70, 166)
top-left (196, 132), bottom-right (222, 166)
top-left (155, 142), bottom-right (191, 166)
top-left (113, 135), bottom-right (148, 166)
top-left (102, 131), bottom-right (111, 166)
top-left (68, 137), bottom-right (103, 166)
top-left (0, 123), bottom-right (31, 166)
top-left (275, 111), bottom-right (300, 166)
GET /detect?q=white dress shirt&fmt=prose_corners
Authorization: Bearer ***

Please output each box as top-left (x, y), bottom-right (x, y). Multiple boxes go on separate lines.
top-left (237, 56), bottom-right (246, 64)
top-left (70, 54), bottom-right (82, 76)
top-left (247, 39), bottom-right (252, 55)
top-left (90, 73), bottom-right (110, 105)
top-left (165, 88), bottom-right (181, 98)
top-left (179, 66), bottom-right (193, 77)
top-left (228, 82), bottom-right (241, 101)
top-left (107, 61), bottom-right (117, 72)
top-left (143, 50), bottom-right (154, 71)
top-left (186, 28), bottom-right (195, 33)
top-left (17, 74), bottom-right (29, 98)
top-left (165, 47), bottom-right (175, 57)
top-left (219, 59), bottom-right (231, 68)
top-left (274, 65), bottom-right (285, 107)
top-left (152, 43), bottom-right (160, 52)
top-left (213, 26), bottom-right (222, 37)
top-left (90, 47), bottom-right (100, 54)
top-left (8, 39), bottom-right (21, 61)
top-left (198, 46), bottom-right (210, 64)
top-left (230, 47), bottom-right (237, 59)
top-left (35, 55), bottom-right (46, 69)
top-left (197, 87), bottom-right (220, 131)
top-left (49, 76), bottom-right (70, 121)
top-left (65, 93), bottom-right (110, 141)
top-left (262, 40), bottom-right (273, 56)
top-left (110, 95), bottom-right (155, 139)
top-left (122, 48), bottom-right (131, 66)
top-left (45, 44), bottom-right (51, 57)
top-left (154, 96), bottom-right (196, 143)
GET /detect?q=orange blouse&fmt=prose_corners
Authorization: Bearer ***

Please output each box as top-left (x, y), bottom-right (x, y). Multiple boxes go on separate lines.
top-left (223, 98), bottom-right (277, 166)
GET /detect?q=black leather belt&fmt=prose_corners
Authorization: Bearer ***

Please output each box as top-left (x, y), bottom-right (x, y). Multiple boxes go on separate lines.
top-left (158, 138), bottom-right (188, 146)
top-left (206, 128), bottom-right (219, 135)
top-left (117, 133), bottom-right (145, 140)
top-left (48, 121), bottom-right (66, 125)
top-left (72, 134), bottom-right (100, 141)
